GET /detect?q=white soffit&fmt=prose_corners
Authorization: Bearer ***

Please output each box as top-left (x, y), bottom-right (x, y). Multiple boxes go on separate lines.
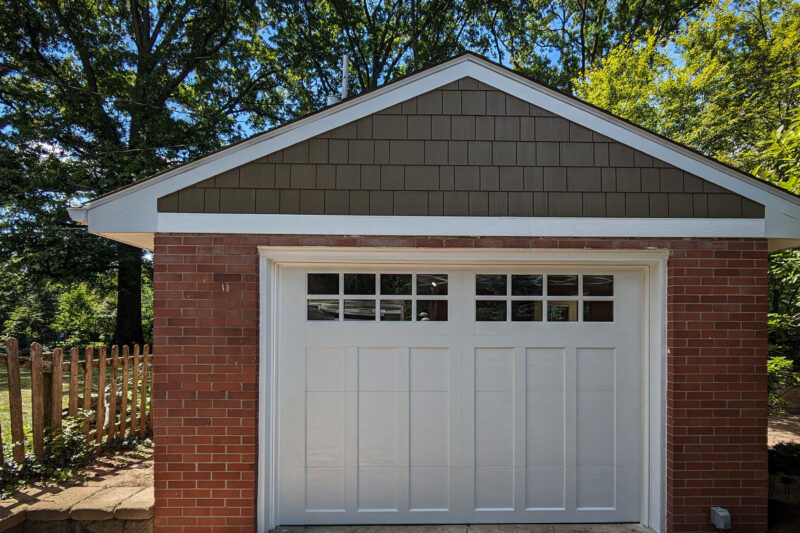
top-left (81, 53), bottom-right (800, 244)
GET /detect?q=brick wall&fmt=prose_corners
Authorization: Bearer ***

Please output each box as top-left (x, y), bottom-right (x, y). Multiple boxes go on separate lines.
top-left (152, 234), bottom-right (768, 532)
top-left (666, 239), bottom-right (769, 532)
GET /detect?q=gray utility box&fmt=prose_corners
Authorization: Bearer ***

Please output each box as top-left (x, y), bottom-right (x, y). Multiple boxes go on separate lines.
top-left (710, 506), bottom-right (731, 530)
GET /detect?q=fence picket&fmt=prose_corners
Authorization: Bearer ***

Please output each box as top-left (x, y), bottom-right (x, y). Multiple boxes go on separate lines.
top-left (1, 339), bottom-right (152, 464)
top-left (148, 349), bottom-right (153, 432)
top-left (108, 346), bottom-right (118, 440)
top-left (130, 345), bottom-right (139, 438)
top-left (68, 348), bottom-right (79, 417)
top-left (96, 346), bottom-right (106, 447)
top-left (120, 345), bottom-right (130, 437)
top-left (7, 339), bottom-right (25, 463)
top-left (140, 345), bottom-right (149, 438)
top-left (51, 348), bottom-right (63, 431)
top-left (31, 343), bottom-right (45, 459)
top-left (83, 347), bottom-right (93, 439)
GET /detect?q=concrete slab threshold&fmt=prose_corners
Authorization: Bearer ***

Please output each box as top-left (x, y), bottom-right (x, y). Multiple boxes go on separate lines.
top-left (273, 525), bottom-right (654, 533)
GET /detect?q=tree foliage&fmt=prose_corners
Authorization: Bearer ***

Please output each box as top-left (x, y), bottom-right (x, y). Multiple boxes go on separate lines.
top-left (0, 0), bottom-right (282, 343)
top-left (576, 0), bottom-right (800, 172)
top-left (485, 0), bottom-right (710, 89)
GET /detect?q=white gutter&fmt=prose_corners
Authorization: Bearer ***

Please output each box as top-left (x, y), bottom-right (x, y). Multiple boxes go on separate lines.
top-left (67, 207), bottom-right (88, 225)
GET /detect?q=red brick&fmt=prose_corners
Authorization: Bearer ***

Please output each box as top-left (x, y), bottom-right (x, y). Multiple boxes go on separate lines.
top-left (153, 235), bottom-right (768, 532)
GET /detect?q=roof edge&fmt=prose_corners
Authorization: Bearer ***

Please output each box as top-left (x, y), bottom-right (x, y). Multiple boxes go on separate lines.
top-left (84, 52), bottom-right (800, 214)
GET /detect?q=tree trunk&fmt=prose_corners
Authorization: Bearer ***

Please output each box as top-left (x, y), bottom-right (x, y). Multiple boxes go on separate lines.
top-left (113, 244), bottom-right (144, 345)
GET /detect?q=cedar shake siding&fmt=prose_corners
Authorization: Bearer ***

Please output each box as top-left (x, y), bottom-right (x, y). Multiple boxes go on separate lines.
top-left (157, 78), bottom-right (765, 218)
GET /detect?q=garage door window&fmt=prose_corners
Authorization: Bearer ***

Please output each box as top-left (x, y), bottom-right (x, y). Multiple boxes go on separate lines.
top-left (307, 273), bottom-right (448, 321)
top-left (476, 273), bottom-right (613, 322)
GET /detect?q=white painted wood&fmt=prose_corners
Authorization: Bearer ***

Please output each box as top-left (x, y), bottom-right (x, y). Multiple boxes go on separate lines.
top-left (259, 246), bottom-right (667, 532)
top-left (275, 264), bottom-right (644, 526)
top-left (156, 213), bottom-right (767, 238)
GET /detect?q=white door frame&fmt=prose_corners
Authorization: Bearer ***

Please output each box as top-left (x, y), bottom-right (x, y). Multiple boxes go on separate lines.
top-left (256, 246), bottom-right (669, 533)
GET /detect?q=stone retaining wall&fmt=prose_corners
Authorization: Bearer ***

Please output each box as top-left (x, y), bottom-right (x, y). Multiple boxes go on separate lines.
top-left (0, 487), bottom-right (153, 533)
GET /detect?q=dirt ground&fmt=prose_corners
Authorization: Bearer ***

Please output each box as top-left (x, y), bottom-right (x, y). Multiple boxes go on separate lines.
top-left (24, 445), bottom-right (152, 497)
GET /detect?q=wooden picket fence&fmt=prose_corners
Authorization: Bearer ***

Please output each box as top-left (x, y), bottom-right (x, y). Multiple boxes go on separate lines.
top-left (0, 338), bottom-right (152, 464)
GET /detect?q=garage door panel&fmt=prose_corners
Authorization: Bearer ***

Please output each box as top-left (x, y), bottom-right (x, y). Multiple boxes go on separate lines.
top-left (307, 347), bottom-right (346, 391)
top-left (305, 467), bottom-right (346, 511)
top-left (474, 465), bottom-right (515, 510)
top-left (526, 391), bottom-right (564, 467)
top-left (359, 347), bottom-right (407, 391)
top-left (526, 348), bottom-right (565, 391)
top-left (475, 348), bottom-right (514, 391)
top-left (576, 464), bottom-right (614, 508)
top-left (577, 390), bottom-right (614, 466)
top-left (617, 390), bottom-right (643, 466)
top-left (276, 266), bottom-right (644, 525)
top-left (410, 347), bottom-right (450, 391)
top-left (576, 348), bottom-right (614, 390)
top-left (278, 390), bottom-right (306, 467)
top-left (526, 466), bottom-right (565, 509)
top-left (307, 391), bottom-right (345, 467)
top-left (409, 466), bottom-right (450, 510)
top-left (358, 391), bottom-right (402, 467)
top-left (358, 467), bottom-right (399, 510)
top-left (410, 392), bottom-right (449, 466)
top-left (475, 390), bottom-right (514, 466)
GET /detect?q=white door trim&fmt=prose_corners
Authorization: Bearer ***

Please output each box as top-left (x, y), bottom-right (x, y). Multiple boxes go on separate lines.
top-left (256, 246), bottom-right (668, 532)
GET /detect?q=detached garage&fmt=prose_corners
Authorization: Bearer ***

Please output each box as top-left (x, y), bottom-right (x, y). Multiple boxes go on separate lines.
top-left (70, 53), bottom-right (800, 532)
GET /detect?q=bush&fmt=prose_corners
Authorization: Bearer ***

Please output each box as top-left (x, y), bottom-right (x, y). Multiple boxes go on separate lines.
top-left (769, 356), bottom-right (800, 414)
top-left (770, 442), bottom-right (800, 478)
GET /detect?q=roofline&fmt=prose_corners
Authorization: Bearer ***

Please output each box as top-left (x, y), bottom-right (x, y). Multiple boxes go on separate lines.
top-left (86, 51), bottom-right (800, 209)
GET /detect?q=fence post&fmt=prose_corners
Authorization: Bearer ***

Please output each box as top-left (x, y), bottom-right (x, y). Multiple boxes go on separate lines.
top-left (83, 347), bottom-right (93, 440)
top-left (148, 349), bottom-right (153, 435)
top-left (121, 345), bottom-right (130, 437)
top-left (51, 348), bottom-right (64, 432)
top-left (139, 345), bottom-right (149, 439)
top-left (108, 346), bottom-right (118, 440)
top-left (7, 339), bottom-right (25, 463)
top-left (130, 345), bottom-right (139, 438)
top-left (31, 343), bottom-right (45, 460)
top-left (68, 347), bottom-right (79, 417)
top-left (42, 354), bottom-right (52, 433)
top-left (96, 346), bottom-right (106, 448)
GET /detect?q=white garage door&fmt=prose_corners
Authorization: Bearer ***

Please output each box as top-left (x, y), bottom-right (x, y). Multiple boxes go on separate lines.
top-left (275, 266), bottom-right (643, 525)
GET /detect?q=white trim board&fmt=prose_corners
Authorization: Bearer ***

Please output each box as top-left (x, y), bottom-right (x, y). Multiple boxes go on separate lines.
top-left (256, 246), bottom-right (668, 532)
top-left (77, 54), bottom-right (800, 247)
top-left (95, 213), bottom-right (792, 252)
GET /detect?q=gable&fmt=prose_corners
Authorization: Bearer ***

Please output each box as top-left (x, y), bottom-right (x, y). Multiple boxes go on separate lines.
top-left (76, 53), bottom-right (800, 251)
top-left (157, 78), bottom-right (763, 219)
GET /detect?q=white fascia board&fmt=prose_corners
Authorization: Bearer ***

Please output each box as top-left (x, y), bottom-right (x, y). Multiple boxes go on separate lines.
top-left (155, 212), bottom-right (765, 238)
top-left (468, 60), bottom-right (800, 218)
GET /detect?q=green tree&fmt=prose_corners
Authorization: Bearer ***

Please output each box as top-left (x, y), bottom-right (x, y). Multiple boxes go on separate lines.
top-left (53, 284), bottom-right (115, 347)
top-left (263, 0), bottom-right (496, 116)
top-left (0, 0), bottom-right (282, 343)
top-left (484, 0), bottom-right (710, 89)
top-left (575, 0), bottom-right (800, 172)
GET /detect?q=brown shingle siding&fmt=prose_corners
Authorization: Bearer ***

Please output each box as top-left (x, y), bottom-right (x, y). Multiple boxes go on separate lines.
top-left (160, 83), bottom-right (764, 219)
